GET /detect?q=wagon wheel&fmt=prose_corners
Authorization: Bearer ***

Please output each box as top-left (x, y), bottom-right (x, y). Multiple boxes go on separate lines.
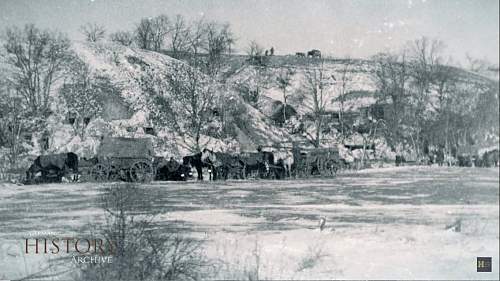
top-left (318, 156), bottom-right (334, 177)
top-left (90, 163), bottom-right (109, 182)
top-left (130, 161), bottom-right (154, 183)
top-left (323, 159), bottom-right (338, 177)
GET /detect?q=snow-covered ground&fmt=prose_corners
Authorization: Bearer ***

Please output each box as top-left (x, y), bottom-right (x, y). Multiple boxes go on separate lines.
top-left (0, 166), bottom-right (498, 280)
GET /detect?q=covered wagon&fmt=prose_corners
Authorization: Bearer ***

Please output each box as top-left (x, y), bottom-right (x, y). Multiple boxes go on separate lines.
top-left (84, 137), bottom-right (155, 182)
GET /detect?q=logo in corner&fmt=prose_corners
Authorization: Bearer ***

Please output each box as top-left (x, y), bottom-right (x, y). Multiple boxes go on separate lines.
top-left (477, 257), bottom-right (492, 272)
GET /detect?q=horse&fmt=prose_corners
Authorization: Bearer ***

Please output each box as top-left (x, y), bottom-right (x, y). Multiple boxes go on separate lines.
top-left (183, 152), bottom-right (205, 180)
top-left (239, 153), bottom-right (265, 178)
top-left (395, 155), bottom-right (406, 166)
top-left (295, 52), bottom-right (306, 57)
top-left (457, 155), bottom-right (473, 167)
top-left (435, 149), bottom-right (445, 166)
top-left (240, 151), bottom-right (275, 179)
top-left (201, 149), bottom-right (245, 180)
top-left (155, 157), bottom-right (193, 181)
top-left (478, 149), bottom-right (499, 167)
top-left (482, 149), bottom-right (499, 167)
top-left (156, 163), bottom-right (193, 181)
top-left (444, 154), bottom-right (457, 166)
top-left (274, 150), bottom-right (294, 178)
top-left (26, 152), bottom-right (79, 184)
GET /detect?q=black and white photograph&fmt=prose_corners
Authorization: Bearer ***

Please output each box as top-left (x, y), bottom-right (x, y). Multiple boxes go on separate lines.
top-left (0, 0), bottom-right (498, 280)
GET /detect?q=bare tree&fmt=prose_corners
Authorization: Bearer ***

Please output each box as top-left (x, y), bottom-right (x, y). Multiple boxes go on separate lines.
top-left (2, 24), bottom-right (72, 118)
top-left (372, 50), bottom-right (411, 151)
top-left (246, 40), bottom-right (264, 58)
top-left (335, 58), bottom-right (354, 142)
top-left (168, 63), bottom-right (216, 150)
top-left (276, 67), bottom-right (294, 125)
top-left (246, 40), bottom-right (269, 67)
top-left (408, 37), bottom-right (444, 98)
top-left (407, 37), bottom-right (444, 156)
top-left (187, 19), bottom-right (208, 55)
top-left (77, 184), bottom-right (209, 281)
top-left (134, 18), bottom-right (154, 50)
top-left (139, 63), bottom-right (216, 151)
top-left (150, 15), bottom-right (171, 51)
top-left (203, 22), bottom-right (235, 77)
top-left (0, 81), bottom-right (26, 167)
top-left (110, 30), bottom-right (134, 46)
top-left (303, 60), bottom-right (336, 147)
top-left (80, 23), bottom-right (106, 42)
top-left (59, 57), bottom-right (103, 139)
top-left (168, 14), bottom-right (190, 58)
top-left (429, 62), bottom-right (458, 154)
top-left (246, 40), bottom-right (264, 57)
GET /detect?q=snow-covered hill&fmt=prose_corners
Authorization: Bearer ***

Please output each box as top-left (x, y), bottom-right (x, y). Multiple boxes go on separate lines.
top-left (48, 42), bottom-right (297, 157)
top-left (43, 42), bottom-right (498, 159)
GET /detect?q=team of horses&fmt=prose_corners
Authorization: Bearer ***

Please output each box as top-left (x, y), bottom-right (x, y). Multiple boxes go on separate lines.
top-left (184, 149), bottom-right (282, 181)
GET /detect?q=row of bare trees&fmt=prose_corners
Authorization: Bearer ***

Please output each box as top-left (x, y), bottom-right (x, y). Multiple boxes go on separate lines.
top-left (372, 37), bottom-right (499, 158)
top-left (105, 15), bottom-right (235, 67)
top-left (81, 15), bottom-right (236, 77)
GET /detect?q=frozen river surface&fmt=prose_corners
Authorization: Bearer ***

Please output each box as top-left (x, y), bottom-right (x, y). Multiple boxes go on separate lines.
top-left (0, 166), bottom-right (498, 280)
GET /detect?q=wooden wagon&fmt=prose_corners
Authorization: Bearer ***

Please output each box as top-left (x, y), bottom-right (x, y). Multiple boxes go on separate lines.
top-left (84, 137), bottom-right (155, 183)
top-left (293, 146), bottom-right (340, 178)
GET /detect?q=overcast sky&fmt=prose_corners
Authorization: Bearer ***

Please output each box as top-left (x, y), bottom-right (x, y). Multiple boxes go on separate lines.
top-left (0, 0), bottom-right (498, 64)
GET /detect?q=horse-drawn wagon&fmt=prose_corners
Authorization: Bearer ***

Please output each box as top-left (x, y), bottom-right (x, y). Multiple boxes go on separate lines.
top-left (83, 137), bottom-right (155, 182)
top-left (293, 146), bottom-right (340, 178)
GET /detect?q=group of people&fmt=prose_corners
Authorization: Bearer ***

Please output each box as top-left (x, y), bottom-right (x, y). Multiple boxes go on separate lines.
top-left (264, 47), bottom-right (275, 56)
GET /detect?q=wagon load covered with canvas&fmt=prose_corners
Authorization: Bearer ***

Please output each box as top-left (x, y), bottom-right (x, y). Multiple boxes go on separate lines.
top-left (81, 137), bottom-right (155, 182)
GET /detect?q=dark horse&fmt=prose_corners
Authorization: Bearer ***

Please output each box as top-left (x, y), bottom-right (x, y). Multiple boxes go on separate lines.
top-left (26, 152), bottom-right (79, 184)
top-left (201, 149), bottom-right (245, 180)
top-left (471, 149), bottom-right (500, 168)
top-left (240, 151), bottom-right (275, 178)
top-left (182, 152), bottom-right (207, 180)
top-left (155, 158), bottom-right (193, 181)
top-left (482, 149), bottom-right (499, 167)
